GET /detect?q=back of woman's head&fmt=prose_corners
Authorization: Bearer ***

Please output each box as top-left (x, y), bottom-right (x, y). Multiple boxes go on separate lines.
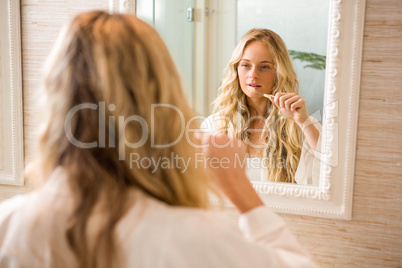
top-left (32, 10), bottom-right (211, 268)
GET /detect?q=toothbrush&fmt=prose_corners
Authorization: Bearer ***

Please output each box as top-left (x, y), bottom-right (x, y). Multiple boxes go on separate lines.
top-left (247, 86), bottom-right (274, 100)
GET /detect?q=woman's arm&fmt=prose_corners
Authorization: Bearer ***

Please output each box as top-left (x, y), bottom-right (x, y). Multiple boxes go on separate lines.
top-left (191, 132), bottom-right (318, 267)
top-left (195, 132), bottom-right (263, 213)
top-left (297, 117), bottom-right (320, 151)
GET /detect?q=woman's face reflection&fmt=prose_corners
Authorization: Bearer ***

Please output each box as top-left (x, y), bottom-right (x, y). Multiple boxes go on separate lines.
top-left (237, 41), bottom-right (276, 99)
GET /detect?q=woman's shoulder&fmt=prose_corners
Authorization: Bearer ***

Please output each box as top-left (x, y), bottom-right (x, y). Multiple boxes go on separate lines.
top-left (143, 192), bottom-right (230, 228)
top-left (0, 195), bottom-right (30, 225)
top-left (124, 192), bottom-right (235, 239)
top-left (120, 194), bottom-right (239, 262)
top-left (152, 201), bottom-right (244, 260)
top-left (0, 194), bottom-right (33, 257)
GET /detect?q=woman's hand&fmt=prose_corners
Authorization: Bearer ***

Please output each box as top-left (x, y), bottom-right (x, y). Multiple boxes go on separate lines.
top-left (194, 132), bottom-right (264, 214)
top-left (270, 92), bottom-right (309, 126)
top-left (270, 92), bottom-right (320, 150)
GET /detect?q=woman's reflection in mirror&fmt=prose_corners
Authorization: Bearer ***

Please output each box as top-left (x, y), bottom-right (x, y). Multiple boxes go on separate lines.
top-left (202, 28), bottom-right (321, 184)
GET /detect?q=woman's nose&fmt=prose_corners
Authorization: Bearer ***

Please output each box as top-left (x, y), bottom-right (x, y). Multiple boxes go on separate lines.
top-left (249, 68), bottom-right (259, 79)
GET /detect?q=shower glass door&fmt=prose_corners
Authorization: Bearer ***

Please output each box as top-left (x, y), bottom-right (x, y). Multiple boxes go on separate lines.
top-left (136, 0), bottom-right (194, 105)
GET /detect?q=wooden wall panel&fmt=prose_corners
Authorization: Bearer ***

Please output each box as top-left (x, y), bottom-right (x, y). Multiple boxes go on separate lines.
top-left (0, 0), bottom-right (401, 267)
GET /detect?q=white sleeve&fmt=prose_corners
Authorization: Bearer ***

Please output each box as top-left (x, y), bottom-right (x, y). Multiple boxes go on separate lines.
top-left (238, 206), bottom-right (318, 267)
top-left (165, 206), bottom-right (318, 268)
top-left (0, 254), bottom-right (19, 268)
top-left (0, 196), bottom-right (28, 267)
top-left (295, 116), bottom-right (322, 186)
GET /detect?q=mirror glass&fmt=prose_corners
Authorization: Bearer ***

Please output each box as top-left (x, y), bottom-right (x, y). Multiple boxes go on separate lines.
top-left (204, 0), bottom-right (330, 185)
top-left (136, 0), bottom-right (330, 186)
top-left (235, 0), bottom-right (329, 185)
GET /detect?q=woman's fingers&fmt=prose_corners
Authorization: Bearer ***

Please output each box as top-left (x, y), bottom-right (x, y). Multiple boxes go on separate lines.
top-left (278, 93), bottom-right (303, 110)
top-left (272, 94), bottom-right (289, 109)
top-left (273, 93), bottom-right (305, 111)
top-left (289, 98), bottom-right (305, 111)
top-left (283, 95), bottom-right (304, 111)
top-left (271, 93), bottom-right (309, 124)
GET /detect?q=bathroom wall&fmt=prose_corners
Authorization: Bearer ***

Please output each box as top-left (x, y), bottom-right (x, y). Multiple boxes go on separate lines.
top-left (0, 0), bottom-right (401, 266)
top-left (0, 0), bottom-right (110, 199)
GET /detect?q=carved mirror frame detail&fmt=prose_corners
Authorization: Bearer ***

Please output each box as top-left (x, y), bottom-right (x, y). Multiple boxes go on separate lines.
top-left (111, 0), bottom-right (366, 220)
top-left (248, 0), bottom-right (365, 220)
top-left (0, 0), bottom-right (24, 186)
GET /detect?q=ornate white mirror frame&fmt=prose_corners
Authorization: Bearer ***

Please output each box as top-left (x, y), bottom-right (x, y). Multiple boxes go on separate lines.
top-left (112, 0), bottom-right (365, 220)
top-left (250, 0), bottom-right (366, 220)
top-left (0, 0), bottom-right (24, 186)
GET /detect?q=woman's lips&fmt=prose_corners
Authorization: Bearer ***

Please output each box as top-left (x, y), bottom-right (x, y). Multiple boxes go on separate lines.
top-left (247, 84), bottom-right (261, 89)
top-left (247, 84), bottom-right (261, 87)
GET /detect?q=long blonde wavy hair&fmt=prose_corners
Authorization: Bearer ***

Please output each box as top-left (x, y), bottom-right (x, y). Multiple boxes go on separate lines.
top-left (29, 11), bottom-right (214, 268)
top-left (213, 28), bottom-right (303, 183)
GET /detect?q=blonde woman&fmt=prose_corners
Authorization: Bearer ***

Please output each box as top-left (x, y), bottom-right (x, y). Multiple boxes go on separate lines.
top-left (0, 12), bottom-right (317, 267)
top-left (202, 28), bottom-right (321, 185)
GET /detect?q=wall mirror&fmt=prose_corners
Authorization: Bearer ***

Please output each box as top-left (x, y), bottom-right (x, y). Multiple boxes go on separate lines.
top-left (113, 0), bottom-right (365, 219)
top-left (0, 0), bottom-right (24, 186)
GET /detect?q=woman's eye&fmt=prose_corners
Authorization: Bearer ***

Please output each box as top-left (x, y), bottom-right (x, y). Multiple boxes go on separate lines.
top-left (260, 65), bottom-right (270, 70)
top-left (241, 64), bottom-right (250, 68)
